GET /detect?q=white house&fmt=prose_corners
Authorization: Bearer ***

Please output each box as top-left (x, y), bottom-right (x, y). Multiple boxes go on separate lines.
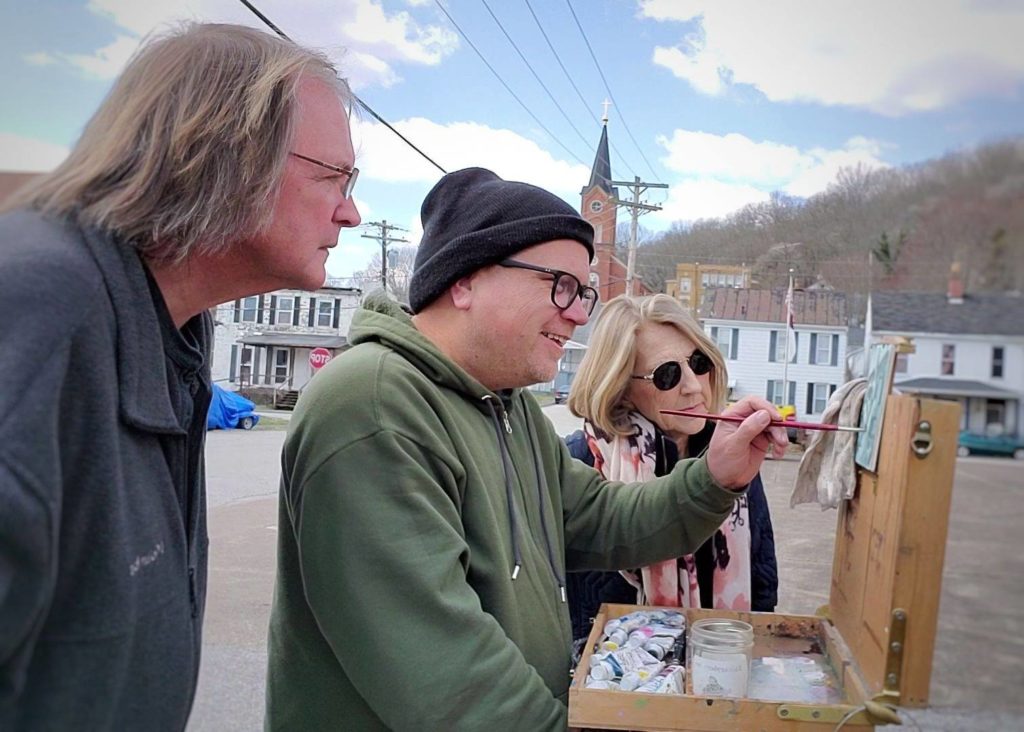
top-left (701, 288), bottom-right (849, 420)
top-left (211, 283), bottom-right (361, 406)
top-left (869, 270), bottom-right (1024, 437)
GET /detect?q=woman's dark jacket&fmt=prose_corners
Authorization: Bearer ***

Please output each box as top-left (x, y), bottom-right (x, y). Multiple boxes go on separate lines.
top-left (564, 423), bottom-right (778, 641)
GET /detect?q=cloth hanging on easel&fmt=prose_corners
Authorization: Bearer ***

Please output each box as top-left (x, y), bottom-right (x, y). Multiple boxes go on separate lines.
top-left (791, 378), bottom-right (867, 509)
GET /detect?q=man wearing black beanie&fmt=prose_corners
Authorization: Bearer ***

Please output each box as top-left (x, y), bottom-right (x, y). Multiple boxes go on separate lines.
top-left (267, 168), bottom-right (788, 731)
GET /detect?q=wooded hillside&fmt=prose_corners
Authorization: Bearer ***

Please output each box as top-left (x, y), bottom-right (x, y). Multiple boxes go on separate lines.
top-left (633, 137), bottom-right (1024, 299)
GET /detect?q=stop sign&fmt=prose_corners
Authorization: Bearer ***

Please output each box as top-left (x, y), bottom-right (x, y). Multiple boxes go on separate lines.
top-left (309, 347), bottom-right (332, 371)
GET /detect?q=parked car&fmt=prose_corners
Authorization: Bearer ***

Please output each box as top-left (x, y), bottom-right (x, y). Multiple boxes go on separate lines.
top-left (554, 384), bottom-right (571, 404)
top-left (957, 430), bottom-right (1024, 459)
top-left (207, 384), bottom-right (260, 430)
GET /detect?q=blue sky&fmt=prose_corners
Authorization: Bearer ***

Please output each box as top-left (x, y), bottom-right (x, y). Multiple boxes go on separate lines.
top-left (3, 0), bottom-right (1024, 277)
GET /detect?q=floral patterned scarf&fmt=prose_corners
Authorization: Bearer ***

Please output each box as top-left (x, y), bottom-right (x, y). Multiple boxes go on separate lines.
top-left (583, 412), bottom-right (752, 610)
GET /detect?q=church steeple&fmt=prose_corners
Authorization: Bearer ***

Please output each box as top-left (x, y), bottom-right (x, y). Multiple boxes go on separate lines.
top-left (585, 122), bottom-right (613, 195)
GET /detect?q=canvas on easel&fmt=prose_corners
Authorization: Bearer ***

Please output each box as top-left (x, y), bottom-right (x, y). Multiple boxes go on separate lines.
top-left (855, 344), bottom-right (898, 472)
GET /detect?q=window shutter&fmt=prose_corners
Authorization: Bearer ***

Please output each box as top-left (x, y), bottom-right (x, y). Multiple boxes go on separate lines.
top-left (233, 299), bottom-right (241, 323)
top-left (831, 334), bottom-right (839, 366)
top-left (710, 326), bottom-right (718, 341)
top-left (229, 345), bottom-right (237, 382)
top-left (829, 383), bottom-right (837, 396)
top-left (308, 297), bottom-right (316, 327)
top-left (769, 330), bottom-right (778, 362)
top-left (788, 380), bottom-right (796, 407)
top-left (269, 295), bottom-right (277, 325)
top-left (765, 380), bottom-right (773, 400)
top-left (809, 333), bottom-right (818, 365)
top-left (257, 295), bottom-right (265, 324)
top-left (293, 298), bottom-right (302, 326)
top-left (332, 298), bottom-right (341, 329)
top-left (806, 384), bottom-right (813, 415)
top-left (731, 329), bottom-right (739, 360)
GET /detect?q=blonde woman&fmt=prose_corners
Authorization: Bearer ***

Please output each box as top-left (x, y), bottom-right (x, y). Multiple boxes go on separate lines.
top-left (566, 294), bottom-right (777, 640)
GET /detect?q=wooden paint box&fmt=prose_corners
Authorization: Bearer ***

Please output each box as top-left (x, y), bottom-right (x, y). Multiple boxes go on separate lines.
top-left (569, 395), bottom-right (960, 731)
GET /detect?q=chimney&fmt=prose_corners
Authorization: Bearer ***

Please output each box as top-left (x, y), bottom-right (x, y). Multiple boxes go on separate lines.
top-left (947, 262), bottom-right (964, 304)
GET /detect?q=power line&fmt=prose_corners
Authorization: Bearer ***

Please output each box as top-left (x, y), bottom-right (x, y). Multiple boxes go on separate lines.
top-left (479, 0), bottom-right (594, 159)
top-left (432, 0), bottom-right (589, 167)
top-left (236, 0), bottom-right (447, 174)
top-left (564, 0), bottom-right (664, 182)
top-left (522, 0), bottom-right (640, 179)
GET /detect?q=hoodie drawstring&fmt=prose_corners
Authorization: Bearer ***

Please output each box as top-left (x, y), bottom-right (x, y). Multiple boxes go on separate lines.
top-left (483, 395), bottom-right (566, 603)
top-left (524, 415), bottom-right (567, 603)
top-left (483, 396), bottom-right (523, 582)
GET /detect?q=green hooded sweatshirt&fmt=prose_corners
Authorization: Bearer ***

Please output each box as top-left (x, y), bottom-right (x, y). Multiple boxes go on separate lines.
top-left (265, 293), bottom-right (741, 731)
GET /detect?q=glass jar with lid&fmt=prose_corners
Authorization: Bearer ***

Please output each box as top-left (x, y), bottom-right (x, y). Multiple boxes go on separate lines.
top-left (688, 618), bottom-right (754, 697)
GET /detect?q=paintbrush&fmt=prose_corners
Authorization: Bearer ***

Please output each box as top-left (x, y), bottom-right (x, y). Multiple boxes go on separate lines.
top-left (659, 409), bottom-right (863, 432)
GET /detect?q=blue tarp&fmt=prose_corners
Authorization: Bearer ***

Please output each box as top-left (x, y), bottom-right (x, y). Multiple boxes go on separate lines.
top-left (207, 384), bottom-right (260, 430)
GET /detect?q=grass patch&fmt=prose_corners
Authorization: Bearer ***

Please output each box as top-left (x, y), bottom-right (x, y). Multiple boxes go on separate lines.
top-left (254, 416), bottom-right (290, 431)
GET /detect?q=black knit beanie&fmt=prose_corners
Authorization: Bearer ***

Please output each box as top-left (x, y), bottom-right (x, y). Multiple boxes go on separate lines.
top-left (408, 167), bottom-right (595, 313)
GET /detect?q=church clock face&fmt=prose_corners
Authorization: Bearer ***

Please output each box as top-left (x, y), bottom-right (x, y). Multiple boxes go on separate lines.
top-left (590, 200), bottom-right (603, 213)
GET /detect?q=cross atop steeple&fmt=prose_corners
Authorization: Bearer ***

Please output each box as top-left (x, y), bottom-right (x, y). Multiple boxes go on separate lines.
top-left (601, 98), bottom-right (611, 124)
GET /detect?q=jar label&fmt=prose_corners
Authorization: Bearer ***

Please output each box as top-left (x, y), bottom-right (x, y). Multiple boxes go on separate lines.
top-left (691, 651), bottom-right (749, 697)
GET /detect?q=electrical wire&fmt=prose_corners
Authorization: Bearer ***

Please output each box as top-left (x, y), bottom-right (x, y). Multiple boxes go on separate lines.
top-left (236, 0), bottom-right (447, 174)
top-left (522, 0), bottom-right (641, 179)
top-left (479, 0), bottom-right (595, 158)
top-left (564, 0), bottom-right (664, 182)
top-left (432, 0), bottom-right (589, 167)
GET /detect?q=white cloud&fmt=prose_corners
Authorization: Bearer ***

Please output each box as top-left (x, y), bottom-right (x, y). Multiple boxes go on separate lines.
top-left (60, 34), bottom-right (140, 79)
top-left (0, 133), bottom-right (69, 171)
top-left (54, 0), bottom-right (457, 89)
top-left (653, 179), bottom-right (770, 224)
top-left (651, 129), bottom-right (889, 222)
top-left (351, 116), bottom-right (590, 202)
top-left (23, 52), bottom-right (57, 66)
top-left (641, 0), bottom-right (1024, 114)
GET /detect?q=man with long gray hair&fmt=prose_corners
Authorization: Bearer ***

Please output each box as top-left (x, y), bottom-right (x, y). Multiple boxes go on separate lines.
top-left (0, 23), bottom-right (360, 730)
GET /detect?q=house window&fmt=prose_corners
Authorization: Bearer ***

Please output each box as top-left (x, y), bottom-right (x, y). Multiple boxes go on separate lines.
top-left (272, 348), bottom-right (289, 384)
top-left (941, 344), bottom-right (955, 375)
top-left (317, 299), bottom-right (333, 327)
top-left (710, 327), bottom-right (738, 359)
top-left (241, 296), bottom-right (258, 323)
top-left (805, 383), bottom-right (836, 415)
top-left (895, 353), bottom-right (909, 374)
top-left (767, 380), bottom-right (798, 407)
top-left (681, 278), bottom-right (692, 293)
top-left (701, 273), bottom-right (710, 287)
top-left (992, 346), bottom-right (1004, 378)
top-left (814, 333), bottom-right (832, 365)
top-left (238, 346), bottom-right (254, 386)
top-left (985, 400), bottom-right (1005, 433)
top-left (276, 296), bottom-right (294, 325)
top-left (769, 330), bottom-right (798, 363)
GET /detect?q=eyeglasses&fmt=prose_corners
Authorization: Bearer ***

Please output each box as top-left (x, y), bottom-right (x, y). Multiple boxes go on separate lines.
top-left (290, 151), bottom-right (359, 199)
top-left (497, 259), bottom-right (599, 316)
top-left (631, 350), bottom-right (714, 391)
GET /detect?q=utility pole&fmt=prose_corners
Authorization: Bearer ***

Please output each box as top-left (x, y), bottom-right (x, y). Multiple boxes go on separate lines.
top-left (360, 220), bottom-right (409, 293)
top-left (610, 177), bottom-right (668, 295)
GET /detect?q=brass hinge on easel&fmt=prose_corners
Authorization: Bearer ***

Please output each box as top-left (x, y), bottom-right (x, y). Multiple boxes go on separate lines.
top-left (880, 608), bottom-right (908, 701)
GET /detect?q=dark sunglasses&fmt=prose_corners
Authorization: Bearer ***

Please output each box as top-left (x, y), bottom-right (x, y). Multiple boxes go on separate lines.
top-left (631, 350), bottom-right (714, 391)
top-left (497, 259), bottom-right (599, 316)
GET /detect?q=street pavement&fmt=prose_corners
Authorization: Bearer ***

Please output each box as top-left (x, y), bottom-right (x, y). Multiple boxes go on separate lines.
top-left (188, 406), bottom-right (1024, 731)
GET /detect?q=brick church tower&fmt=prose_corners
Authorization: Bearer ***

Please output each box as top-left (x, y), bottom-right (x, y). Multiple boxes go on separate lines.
top-left (581, 115), bottom-right (647, 302)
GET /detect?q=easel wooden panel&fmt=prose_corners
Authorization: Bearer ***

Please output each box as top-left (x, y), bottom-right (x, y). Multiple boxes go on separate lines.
top-left (829, 394), bottom-right (959, 706)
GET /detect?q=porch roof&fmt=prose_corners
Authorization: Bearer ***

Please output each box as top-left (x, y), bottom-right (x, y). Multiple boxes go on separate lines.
top-left (240, 333), bottom-right (348, 349)
top-left (895, 377), bottom-right (1019, 400)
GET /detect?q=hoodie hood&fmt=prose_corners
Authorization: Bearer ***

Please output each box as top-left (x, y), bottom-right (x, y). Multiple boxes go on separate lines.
top-left (349, 290), bottom-right (515, 412)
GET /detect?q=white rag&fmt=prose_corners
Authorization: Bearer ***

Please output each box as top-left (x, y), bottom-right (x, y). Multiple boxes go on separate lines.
top-left (790, 379), bottom-right (867, 510)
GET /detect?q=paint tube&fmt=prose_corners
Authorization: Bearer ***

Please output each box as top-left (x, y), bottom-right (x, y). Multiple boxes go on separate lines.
top-left (635, 664), bottom-right (685, 694)
top-left (589, 653), bottom-right (623, 681)
top-left (627, 623), bottom-right (684, 647)
top-left (585, 678), bottom-right (620, 690)
top-left (618, 663), bottom-right (664, 692)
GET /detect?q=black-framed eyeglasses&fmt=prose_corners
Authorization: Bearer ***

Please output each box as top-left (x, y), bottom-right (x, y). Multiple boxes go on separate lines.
top-left (631, 350), bottom-right (714, 391)
top-left (290, 151), bottom-right (359, 199)
top-left (497, 259), bottom-right (599, 316)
